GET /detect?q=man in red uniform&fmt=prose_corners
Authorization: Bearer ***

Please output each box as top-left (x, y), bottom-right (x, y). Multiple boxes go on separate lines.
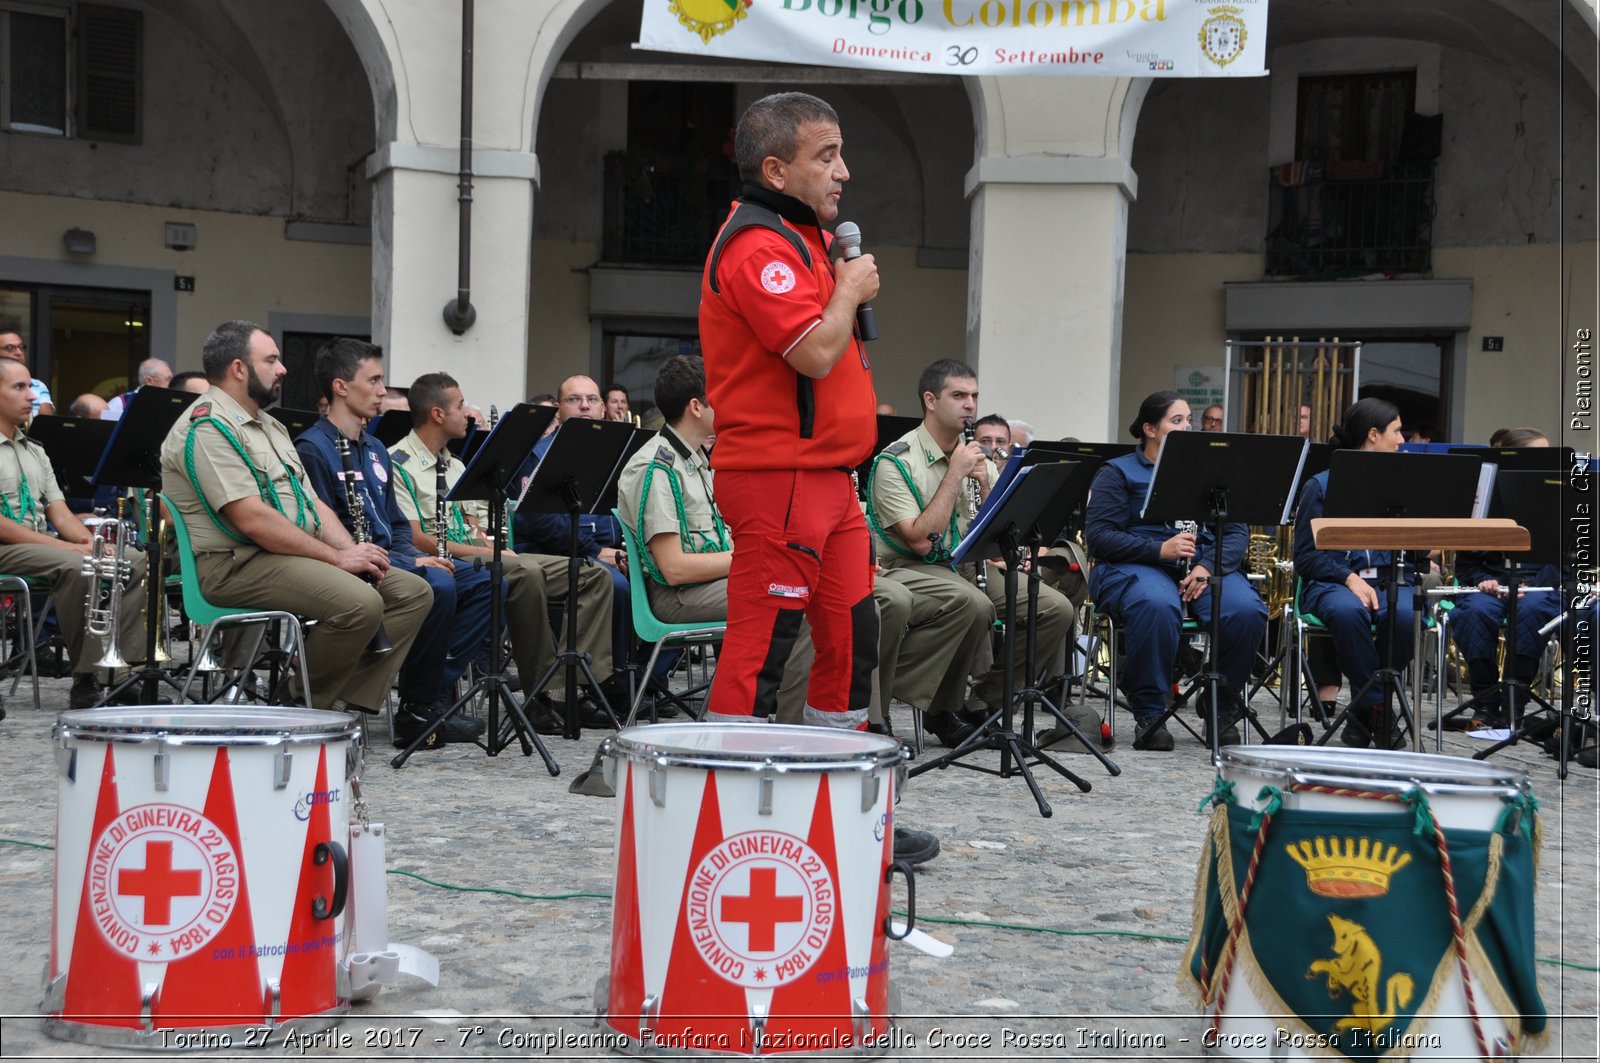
top-left (700, 92), bottom-right (881, 730)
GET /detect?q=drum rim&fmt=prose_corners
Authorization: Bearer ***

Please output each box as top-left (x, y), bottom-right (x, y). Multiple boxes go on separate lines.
top-left (54, 706), bottom-right (361, 745)
top-left (604, 721), bottom-right (904, 771)
top-left (1218, 744), bottom-right (1529, 795)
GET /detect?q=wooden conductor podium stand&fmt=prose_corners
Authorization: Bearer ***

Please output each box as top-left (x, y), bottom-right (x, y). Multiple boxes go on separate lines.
top-left (1310, 518), bottom-right (1529, 752)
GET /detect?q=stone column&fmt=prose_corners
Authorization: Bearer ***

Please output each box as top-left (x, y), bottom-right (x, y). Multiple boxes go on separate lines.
top-left (333, 0), bottom-right (589, 409)
top-left (965, 77), bottom-right (1146, 442)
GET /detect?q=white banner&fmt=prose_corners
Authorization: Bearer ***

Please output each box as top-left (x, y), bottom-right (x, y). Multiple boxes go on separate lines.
top-left (637, 0), bottom-right (1268, 78)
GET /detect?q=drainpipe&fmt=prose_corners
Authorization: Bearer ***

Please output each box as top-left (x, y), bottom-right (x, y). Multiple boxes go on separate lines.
top-left (442, 0), bottom-right (477, 334)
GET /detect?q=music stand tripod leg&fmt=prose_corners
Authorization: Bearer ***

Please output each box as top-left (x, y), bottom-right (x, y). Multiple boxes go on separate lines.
top-left (392, 492), bottom-right (560, 773)
top-left (102, 490), bottom-right (189, 705)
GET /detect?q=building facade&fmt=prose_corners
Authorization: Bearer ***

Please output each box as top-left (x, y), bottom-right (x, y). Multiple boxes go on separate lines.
top-left (0, 0), bottom-right (1593, 444)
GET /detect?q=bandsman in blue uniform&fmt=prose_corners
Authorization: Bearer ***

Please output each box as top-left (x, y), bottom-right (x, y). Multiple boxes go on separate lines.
top-left (1085, 390), bottom-right (1266, 752)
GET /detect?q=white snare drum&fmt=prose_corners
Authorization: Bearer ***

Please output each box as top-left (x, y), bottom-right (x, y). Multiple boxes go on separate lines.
top-left (45, 707), bottom-right (361, 1050)
top-left (1198, 746), bottom-right (1539, 1060)
top-left (598, 723), bottom-right (909, 1057)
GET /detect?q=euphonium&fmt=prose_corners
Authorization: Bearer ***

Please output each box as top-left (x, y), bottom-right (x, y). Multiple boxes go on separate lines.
top-left (961, 419), bottom-right (987, 593)
top-left (82, 502), bottom-right (133, 670)
top-left (335, 435), bottom-right (393, 656)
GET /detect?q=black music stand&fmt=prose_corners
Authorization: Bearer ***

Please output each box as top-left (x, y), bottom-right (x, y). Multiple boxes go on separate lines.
top-left (910, 462), bottom-right (1094, 818)
top-left (452, 419), bottom-right (482, 461)
top-left (392, 402), bottom-right (558, 770)
top-left (91, 387), bottom-right (201, 704)
top-left (27, 416), bottom-right (115, 511)
top-left (1139, 431), bottom-right (1310, 756)
top-left (1318, 451), bottom-right (1482, 749)
top-left (366, 409), bottom-right (412, 449)
top-left (265, 406), bottom-right (320, 441)
top-left (516, 418), bottom-right (647, 739)
top-left (1462, 471), bottom-right (1568, 765)
top-left (855, 415), bottom-right (921, 498)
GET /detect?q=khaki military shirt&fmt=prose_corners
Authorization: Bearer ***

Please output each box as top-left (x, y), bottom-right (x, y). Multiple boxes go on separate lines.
top-left (159, 387), bottom-right (321, 554)
top-left (870, 422), bottom-right (997, 569)
top-left (615, 428), bottom-right (731, 562)
top-left (0, 429), bottom-right (63, 531)
top-left (389, 429), bottom-right (487, 540)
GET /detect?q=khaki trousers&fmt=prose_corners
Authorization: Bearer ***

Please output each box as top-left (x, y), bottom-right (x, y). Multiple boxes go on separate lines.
top-left (646, 576), bottom-right (812, 722)
top-left (877, 566), bottom-right (992, 718)
top-left (503, 552), bottom-right (614, 685)
top-left (0, 542), bottom-right (148, 674)
top-left (196, 548), bottom-right (431, 712)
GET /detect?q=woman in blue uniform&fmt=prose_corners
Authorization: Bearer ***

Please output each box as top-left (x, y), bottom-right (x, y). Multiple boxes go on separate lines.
top-left (1085, 391), bottom-right (1267, 751)
top-left (1292, 397), bottom-right (1414, 748)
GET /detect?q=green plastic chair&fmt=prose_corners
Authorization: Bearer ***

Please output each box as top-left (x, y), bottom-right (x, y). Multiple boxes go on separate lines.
top-left (613, 509), bottom-right (727, 726)
top-left (159, 493), bottom-right (312, 706)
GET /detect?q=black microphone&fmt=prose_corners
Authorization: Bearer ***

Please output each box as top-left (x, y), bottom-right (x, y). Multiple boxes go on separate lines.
top-left (831, 221), bottom-right (878, 342)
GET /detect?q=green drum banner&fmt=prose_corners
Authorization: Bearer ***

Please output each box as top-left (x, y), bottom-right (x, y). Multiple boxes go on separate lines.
top-left (636, 0), bottom-right (1269, 77)
top-left (1185, 801), bottom-right (1546, 1061)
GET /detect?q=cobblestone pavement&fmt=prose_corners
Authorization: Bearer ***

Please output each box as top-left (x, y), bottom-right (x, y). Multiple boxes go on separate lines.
top-left (0, 674), bottom-right (1594, 1060)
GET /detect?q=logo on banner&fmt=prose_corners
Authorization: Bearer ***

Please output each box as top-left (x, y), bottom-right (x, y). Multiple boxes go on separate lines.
top-left (669, 0), bottom-right (751, 44)
top-left (687, 831), bottom-right (834, 988)
top-left (760, 261), bottom-right (796, 294)
top-left (88, 804), bottom-right (240, 960)
top-left (1198, 6), bottom-right (1248, 68)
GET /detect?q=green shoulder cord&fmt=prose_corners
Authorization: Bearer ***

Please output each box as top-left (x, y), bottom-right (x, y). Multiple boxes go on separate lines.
top-left (635, 457), bottom-right (730, 586)
top-left (184, 416), bottom-right (320, 544)
top-left (394, 461), bottom-right (472, 544)
top-left (0, 451), bottom-right (38, 530)
top-left (864, 452), bottom-right (959, 565)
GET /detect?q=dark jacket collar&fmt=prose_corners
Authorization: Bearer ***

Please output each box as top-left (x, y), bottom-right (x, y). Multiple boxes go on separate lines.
top-left (740, 183), bottom-right (820, 229)
top-left (662, 425), bottom-right (695, 461)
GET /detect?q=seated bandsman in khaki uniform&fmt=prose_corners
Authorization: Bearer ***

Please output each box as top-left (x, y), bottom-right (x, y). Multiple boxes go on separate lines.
top-left (615, 355), bottom-right (813, 720)
top-left (868, 359), bottom-right (1074, 734)
top-left (0, 358), bottom-right (149, 709)
top-left (389, 372), bottom-right (615, 732)
top-left (159, 320), bottom-right (431, 714)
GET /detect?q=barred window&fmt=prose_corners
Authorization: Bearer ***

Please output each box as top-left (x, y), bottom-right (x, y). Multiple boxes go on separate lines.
top-left (0, 2), bottom-right (140, 142)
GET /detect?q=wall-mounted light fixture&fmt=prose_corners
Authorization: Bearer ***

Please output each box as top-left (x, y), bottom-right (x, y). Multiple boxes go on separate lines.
top-left (63, 228), bottom-right (97, 255)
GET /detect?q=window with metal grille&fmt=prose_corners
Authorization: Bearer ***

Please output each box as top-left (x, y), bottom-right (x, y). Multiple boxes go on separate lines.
top-left (0, 2), bottom-right (140, 141)
top-left (2, 4), bottom-right (69, 134)
top-left (76, 2), bottom-right (140, 142)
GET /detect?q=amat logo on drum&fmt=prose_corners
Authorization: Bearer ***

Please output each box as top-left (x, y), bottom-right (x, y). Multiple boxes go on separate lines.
top-left (687, 831), bottom-right (835, 989)
top-left (293, 788), bottom-right (342, 822)
top-left (87, 803), bottom-right (240, 961)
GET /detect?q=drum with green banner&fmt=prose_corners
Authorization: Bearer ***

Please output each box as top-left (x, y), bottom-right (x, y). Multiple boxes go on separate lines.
top-left (1185, 747), bottom-right (1546, 1061)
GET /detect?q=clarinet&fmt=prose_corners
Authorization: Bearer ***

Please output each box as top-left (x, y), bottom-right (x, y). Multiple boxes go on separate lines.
top-left (434, 449), bottom-right (452, 560)
top-left (335, 435), bottom-right (393, 655)
top-left (962, 419), bottom-right (987, 593)
top-left (1175, 520), bottom-right (1199, 576)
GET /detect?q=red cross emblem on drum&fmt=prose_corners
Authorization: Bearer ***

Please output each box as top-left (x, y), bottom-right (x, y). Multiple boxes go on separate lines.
top-left (87, 803), bottom-right (239, 961)
top-left (689, 831), bottom-right (834, 989)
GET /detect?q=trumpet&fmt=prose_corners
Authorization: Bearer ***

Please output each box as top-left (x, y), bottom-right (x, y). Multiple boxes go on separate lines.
top-left (335, 435), bottom-right (393, 656)
top-left (961, 419), bottom-right (987, 593)
top-left (82, 503), bottom-right (134, 670)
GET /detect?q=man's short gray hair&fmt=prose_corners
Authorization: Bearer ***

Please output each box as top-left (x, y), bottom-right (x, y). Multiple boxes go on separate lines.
top-left (735, 92), bottom-right (840, 185)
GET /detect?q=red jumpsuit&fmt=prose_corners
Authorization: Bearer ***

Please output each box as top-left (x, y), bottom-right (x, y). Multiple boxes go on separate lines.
top-left (699, 192), bottom-right (878, 725)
